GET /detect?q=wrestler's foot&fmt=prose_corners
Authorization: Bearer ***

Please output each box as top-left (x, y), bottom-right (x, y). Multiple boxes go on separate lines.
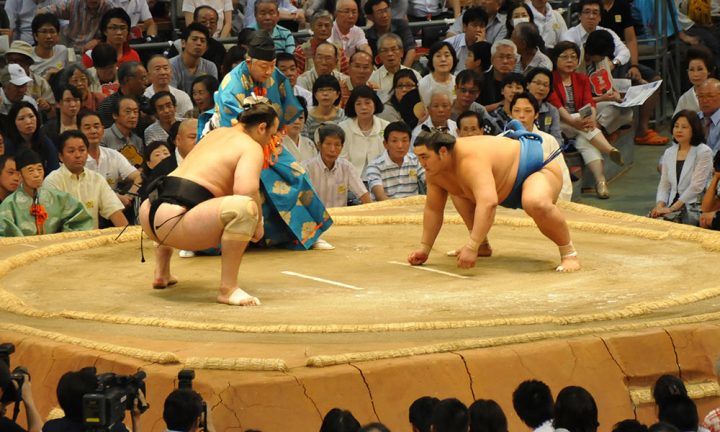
top-left (446, 241), bottom-right (493, 257)
top-left (218, 288), bottom-right (261, 306)
top-left (555, 255), bottom-right (581, 272)
top-left (556, 242), bottom-right (581, 272)
top-left (152, 276), bottom-right (178, 289)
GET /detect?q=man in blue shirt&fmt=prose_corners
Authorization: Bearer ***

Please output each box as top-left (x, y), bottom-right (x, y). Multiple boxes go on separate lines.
top-left (252, 0), bottom-right (296, 54)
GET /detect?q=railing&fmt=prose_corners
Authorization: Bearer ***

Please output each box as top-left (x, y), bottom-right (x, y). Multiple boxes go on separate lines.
top-left (128, 17), bottom-right (456, 51)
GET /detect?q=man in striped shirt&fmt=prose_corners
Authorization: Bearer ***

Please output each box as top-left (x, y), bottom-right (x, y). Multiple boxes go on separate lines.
top-left (366, 121), bottom-right (426, 201)
top-left (252, 0), bottom-right (295, 54)
top-left (38, 0), bottom-right (112, 51)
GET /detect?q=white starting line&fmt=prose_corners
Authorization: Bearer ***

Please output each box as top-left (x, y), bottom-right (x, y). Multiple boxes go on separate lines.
top-left (387, 261), bottom-right (470, 279)
top-left (281, 271), bottom-right (363, 290)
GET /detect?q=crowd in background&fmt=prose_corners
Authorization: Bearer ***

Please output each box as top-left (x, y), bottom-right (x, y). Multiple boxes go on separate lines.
top-left (0, 0), bottom-right (719, 234)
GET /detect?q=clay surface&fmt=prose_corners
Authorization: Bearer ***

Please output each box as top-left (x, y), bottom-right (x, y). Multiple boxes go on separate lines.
top-left (2, 199), bottom-right (720, 431)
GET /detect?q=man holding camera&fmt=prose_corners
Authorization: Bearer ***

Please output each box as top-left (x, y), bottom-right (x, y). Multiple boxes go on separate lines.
top-left (43, 368), bottom-right (146, 432)
top-left (0, 360), bottom-right (42, 432)
top-left (163, 389), bottom-right (214, 432)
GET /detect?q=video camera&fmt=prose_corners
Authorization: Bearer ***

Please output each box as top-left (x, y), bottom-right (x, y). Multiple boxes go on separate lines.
top-left (0, 343), bottom-right (29, 416)
top-left (178, 369), bottom-right (208, 431)
top-left (83, 369), bottom-right (148, 432)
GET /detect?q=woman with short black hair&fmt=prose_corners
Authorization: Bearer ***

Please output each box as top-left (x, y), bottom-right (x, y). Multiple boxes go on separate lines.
top-left (650, 110), bottom-right (712, 225)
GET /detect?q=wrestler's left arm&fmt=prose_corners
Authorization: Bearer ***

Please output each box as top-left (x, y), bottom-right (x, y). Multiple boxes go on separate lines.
top-left (457, 162), bottom-right (498, 269)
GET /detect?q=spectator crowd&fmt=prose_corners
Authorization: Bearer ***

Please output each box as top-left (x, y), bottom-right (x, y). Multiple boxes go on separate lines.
top-left (3, 351), bottom-right (720, 432)
top-left (0, 0), bottom-right (720, 236)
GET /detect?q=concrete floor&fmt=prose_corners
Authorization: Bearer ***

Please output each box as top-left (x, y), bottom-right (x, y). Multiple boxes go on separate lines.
top-left (578, 141), bottom-right (668, 216)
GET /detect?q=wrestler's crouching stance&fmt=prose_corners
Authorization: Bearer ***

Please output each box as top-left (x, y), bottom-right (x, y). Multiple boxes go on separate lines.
top-left (139, 99), bottom-right (280, 306)
top-left (407, 129), bottom-right (581, 272)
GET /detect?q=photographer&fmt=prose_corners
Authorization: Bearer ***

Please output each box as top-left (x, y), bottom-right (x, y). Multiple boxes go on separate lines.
top-left (163, 389), bottom-right (214, 432)
top-left (43, 369), bottom-right (146, 432)
top-left (0, 360), bottom-right (42, 432)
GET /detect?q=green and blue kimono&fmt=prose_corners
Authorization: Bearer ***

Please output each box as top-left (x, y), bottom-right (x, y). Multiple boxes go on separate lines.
top-left (200, 61), bottom-right (332, 250)
top-left (0, 187), bottom-right (94, 237)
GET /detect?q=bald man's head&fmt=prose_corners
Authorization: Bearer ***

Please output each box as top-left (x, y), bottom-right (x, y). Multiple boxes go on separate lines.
top-left (335, 0), bottom-right (359, 32)
top-left (698, 78), bottom-right (720, 115)
top-left (175, 119), bottom-right (198, 159)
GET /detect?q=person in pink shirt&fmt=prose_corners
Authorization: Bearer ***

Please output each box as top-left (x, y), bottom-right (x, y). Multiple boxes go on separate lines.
top-left (329, 0), bottom-right (372, 58)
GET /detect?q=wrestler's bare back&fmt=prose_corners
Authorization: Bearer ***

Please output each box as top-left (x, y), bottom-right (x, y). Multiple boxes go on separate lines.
top-left (429, 136), bottom-right (522, 202)
top-left (169, 126), bottom-right (264, 197)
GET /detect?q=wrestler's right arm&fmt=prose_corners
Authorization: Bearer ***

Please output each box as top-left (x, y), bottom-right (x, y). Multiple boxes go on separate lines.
top-left (701, 173), bottom-right (720, 228)
top-left (408, 179), bottom-right (448, 265)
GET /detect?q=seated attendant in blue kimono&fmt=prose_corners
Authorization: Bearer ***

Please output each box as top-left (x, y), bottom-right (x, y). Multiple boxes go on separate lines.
top-left (199, 30), bottom-right (332, 250)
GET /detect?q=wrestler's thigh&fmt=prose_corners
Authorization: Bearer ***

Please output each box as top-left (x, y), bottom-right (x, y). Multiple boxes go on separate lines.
top-left (138, 199), bottom-right (160, 242)
top-left (145, 198), bottom-right (228, 250)
top-left (520, 167), bottom-right (563, 209)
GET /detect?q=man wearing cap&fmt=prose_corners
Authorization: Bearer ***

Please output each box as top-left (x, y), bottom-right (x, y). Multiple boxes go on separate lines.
top-left (199, 30), bottom-right (332, 250)
top-left (0, 148), bottom-right (93, 236)
top-left (0, 64), bottom-right (37, 120)
top-left (5, 40), bottom-right (56, 117)
top-left (0, 359), bottom-right (42, 432)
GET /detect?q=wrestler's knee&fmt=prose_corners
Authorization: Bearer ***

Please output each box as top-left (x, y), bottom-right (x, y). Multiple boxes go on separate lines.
top-left (219, 195), bottom-right (259, 241)
top-left (522, 196), bottom-right (552, 216)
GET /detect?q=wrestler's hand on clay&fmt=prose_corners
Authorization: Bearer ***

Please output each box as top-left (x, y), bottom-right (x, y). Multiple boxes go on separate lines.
top-left (700, 211), bottom-right (716, 228)
top-left (407, 250), bottom-right (429, 266)
top-left (456, 246), bottom-right (478, 269)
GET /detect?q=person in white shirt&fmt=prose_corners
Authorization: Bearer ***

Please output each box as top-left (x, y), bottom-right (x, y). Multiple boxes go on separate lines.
top-left (4, 0), bottom-right (40, 44)
top-left (44, 130), bottom-right (127, 228)
top-left (339, 85), bottom-right (389, 180)
top-left (512, 380), bottom-right (556, 432)
top-left (525, 0), bottom-right (566, 49)
top-left (107, 0), bottom-right (157, 39)
top-left (0, 63), bottom-right (38, 116)
top-left (445, 7), bottom-right (488, 74)
top-left (560, 0), bottom-right (630, 70)
top-left (651, 111), bottom-right (713, 226)
top-left (448, 0), bottom-right (505, 43)
top-left (30, 13), bottom-right (75, 80)
top-left (276, 52), bottom-right (313, 108)
top-left (301, 123), bottom-right (371, 207)
top-left (79, 111), bottom-right (141, 208)
top-left (412, 91), bottom-right (458, 144)
top-left (368, 33), bottom-right (422, 103)
top-left (418, 42), bottom-right (458, 106)
top-left (144, 55), bottom-right (194, 117)
top-left (281, 99), bottom-right (317, 163)
top-left (182, 0), bottom-right (233, 38)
